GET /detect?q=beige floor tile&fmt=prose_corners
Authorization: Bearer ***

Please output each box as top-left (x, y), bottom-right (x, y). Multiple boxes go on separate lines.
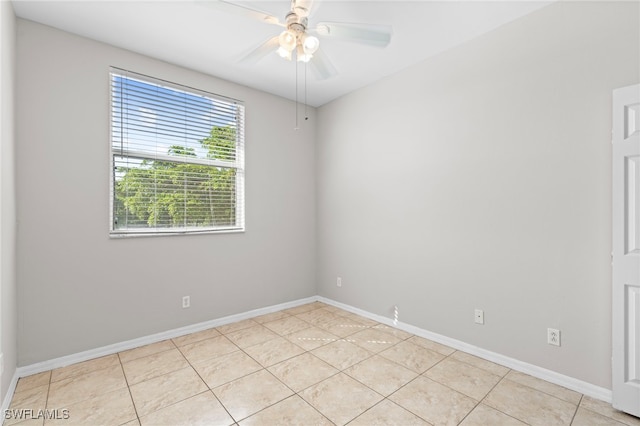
top-left (8, 385), bottom-right (48, 410)
top-left (294, 308), bottom-right (339, 326)
top-left (424, 357), bottom-right (501, 400)
top-left (283, 303), bottom-right (322, 316)
top-left (349, 399), bottom-right (429, 426)
top-left (268, 353), bottom-right (338, 392)
top-left (408, 336), bottom-right (456, 356)
top-left (262, 316), bottom-right (312, 336)
top-left (225, 325), bottom-right (279, 349)
top-left (483, 379), bottom-right (577, 425)
top-left (122, 348), bottom-right (189, 385)
top-left (252, 311), bottom-right (291, 324)
top-left (320, 305), bottom-right (350, 316)
top-left (47, 364), bottom-right (127, 408)
top-left (299, 373), bottom-right (383, 425)
top-left (8, 419), bottom-right (44, 426)
top-left (459, 403), bottom-right (526, 426)
top-left (389, 376), bottom-right (477, 426)
top-left (5, 385), bottom-right (49, 426)
top-left (450, 351), bottom-right (510, 377)
top-left (371, 324), bottom-right (414, 340)
top-left (318, 317), bottom-right (370, 338)
top-left (311, 339), bottom-right (373, 370)
top-left (216, 319), bottom-right (259, 335)
top-left (178, 335), bottom-right (238, 364)
top-left (285, 327), bottom-right (339, 351)
top-left (14, 372), bottom-right (51, 394)
top-left (139, 391), bottom-right (234, 426)
top-left (129, 367), bottom-right (207, 417)
top-left (192, 350), bottom-right (262, 389)
top-left (505, 370), bottom-right (581, 404)
top-left (580, 396), bottom-right (640, 426)
top-left (119, 340), bottom-right (176, 364)
top-left (309, 301), bottom-right (332, 309)
top-left (50, 354), bottom-right (120, 383)
top-left (379, 340), bottom-right (444, 373)
top-left (340, 313), bottom-right (379, 327)
top-left (348, 328), bottom-right (402, 353)
top-left (44, 387), bottom-right (136, 426)
top-left (212, 369), bottom-right (293, 421)
top-left (243, 336), bottom-right (305, 367)
top-left (344, 355), bottom-right (417, 396)
top-left (239, 395), bottom-right (332, 426)
top-left (122, 420), bottom-right (140, 426)
top-left (572, 407), bottom-right (627, 426)
top-left (171, 328), bottom-right (221, 347)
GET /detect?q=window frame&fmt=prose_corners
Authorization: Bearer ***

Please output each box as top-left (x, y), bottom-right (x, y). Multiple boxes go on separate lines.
top-left (109, 67), bottom-right (245, 237)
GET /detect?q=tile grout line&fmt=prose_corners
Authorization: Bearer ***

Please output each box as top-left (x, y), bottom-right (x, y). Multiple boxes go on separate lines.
top-left (229, 304), bottom-right (337, 424)
top-left (117, 352), bottom-right (142, 425)
top-left (300, 312), bottom-right (440, 425)
top-left (347, 330), bottom-right (443, 425)
top-left (172, 336), bottom-right (240, 424)
top-left (124, 340), bottom-right (217, 423)
top-left (207, 304), bottom-right (332, 424)
top-left (473, 372), bottom-right (524, 425)
top-left (570, 394), bottom-right (584, 425)
top-left (41, 371), bottom-right (52, 426)
top-left (243, 304), bottom-right (383, 424)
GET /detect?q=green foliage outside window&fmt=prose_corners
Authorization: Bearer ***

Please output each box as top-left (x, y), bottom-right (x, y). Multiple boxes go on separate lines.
top-left (114, 126), bottom-right (238, 230)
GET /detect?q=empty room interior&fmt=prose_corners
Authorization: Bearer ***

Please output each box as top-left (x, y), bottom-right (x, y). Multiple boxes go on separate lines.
top-left (1, 0), bottom-right (640, 424)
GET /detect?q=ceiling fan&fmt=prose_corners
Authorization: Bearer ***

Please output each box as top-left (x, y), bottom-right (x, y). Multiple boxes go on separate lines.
top-left (204, 0), bottom-right (393, 79)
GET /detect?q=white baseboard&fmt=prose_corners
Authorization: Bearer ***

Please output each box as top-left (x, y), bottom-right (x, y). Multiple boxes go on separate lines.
top-left (15, 296), bottom-right (316, 378)
top-left (1, 370), bottom-right (19, 414)
top-left (7, 294), bottom-right (611, 413)
top-left (316, 296), bottom-right (612, 403)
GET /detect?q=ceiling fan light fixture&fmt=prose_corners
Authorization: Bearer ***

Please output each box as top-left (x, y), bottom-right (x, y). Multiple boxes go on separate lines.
top-left (296, 44), bottom-right (313, 62)
top-left (276, 46), bottom-right (292, 60)
top-left (278, 29), bottom-right (297, 52)
top-left (301, 34), bottom-right (319, 55)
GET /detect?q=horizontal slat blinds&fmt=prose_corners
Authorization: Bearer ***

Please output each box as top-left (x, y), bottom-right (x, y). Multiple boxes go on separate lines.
top-left (110, 68), bottom-right (245, 235)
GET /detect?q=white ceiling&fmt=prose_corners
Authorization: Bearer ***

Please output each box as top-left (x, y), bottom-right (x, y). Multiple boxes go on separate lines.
top-left (11, 0), bottom-right (551, 107)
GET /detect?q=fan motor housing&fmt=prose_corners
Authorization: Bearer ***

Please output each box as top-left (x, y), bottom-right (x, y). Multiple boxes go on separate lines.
top-left (285, 12), bottom-right (308, 34)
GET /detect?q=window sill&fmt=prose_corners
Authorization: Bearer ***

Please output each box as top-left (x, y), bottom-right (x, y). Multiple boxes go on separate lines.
top-left (109, 228), bottom-right (245, 239)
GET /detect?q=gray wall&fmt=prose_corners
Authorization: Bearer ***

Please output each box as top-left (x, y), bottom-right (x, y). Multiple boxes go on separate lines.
top-left (1, 0), bottom-right (18, 402)
top-left (316, 1), bottom-right (639, 389)
top-left (16, 20), bottom-right (316, 365)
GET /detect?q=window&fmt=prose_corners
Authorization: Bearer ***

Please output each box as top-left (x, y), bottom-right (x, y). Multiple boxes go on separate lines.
top-left (110, 68), bottom-right (245, 236)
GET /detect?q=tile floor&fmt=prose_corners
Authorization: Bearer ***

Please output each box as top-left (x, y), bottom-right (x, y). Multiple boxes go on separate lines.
top-left (4, 301), bottom-right (640, 425)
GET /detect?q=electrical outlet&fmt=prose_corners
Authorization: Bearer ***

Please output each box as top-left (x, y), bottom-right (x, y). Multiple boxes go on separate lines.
top-left (337, 277), bottom-right (342, 287)
top-left (474, 309), bottom-right (484, 325)
top-left (547, 328), bottom-right (560, 346)
top-left (182, 296), bottom-right (190, 309)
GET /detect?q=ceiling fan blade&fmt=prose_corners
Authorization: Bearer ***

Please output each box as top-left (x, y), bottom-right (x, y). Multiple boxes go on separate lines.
top-left (314, 22), bottom-right (392, 47)
top-left (293, 0), bottom-right (315, 17)
top-left (239, 36), bottom-right (280, 65)
top-left (310, 48), bottom-right (338, 80)
top-left (196, 0), bottom-right (283, 26)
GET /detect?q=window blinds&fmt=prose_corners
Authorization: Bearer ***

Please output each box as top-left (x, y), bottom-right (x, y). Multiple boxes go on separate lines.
top-left (110, 68), bottom-right (245, 235)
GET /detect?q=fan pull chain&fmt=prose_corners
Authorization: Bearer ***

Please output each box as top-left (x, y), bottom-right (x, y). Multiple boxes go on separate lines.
top-left (305, 62), bottom-right (309, 121)
top-left (295, 58), bottom-right (299, 130)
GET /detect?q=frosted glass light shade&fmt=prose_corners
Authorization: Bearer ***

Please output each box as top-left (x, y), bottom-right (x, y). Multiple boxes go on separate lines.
top-left (302, 35), bottom-right (319, 54)
top-left (278, 30), bottom-right (297, 52)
